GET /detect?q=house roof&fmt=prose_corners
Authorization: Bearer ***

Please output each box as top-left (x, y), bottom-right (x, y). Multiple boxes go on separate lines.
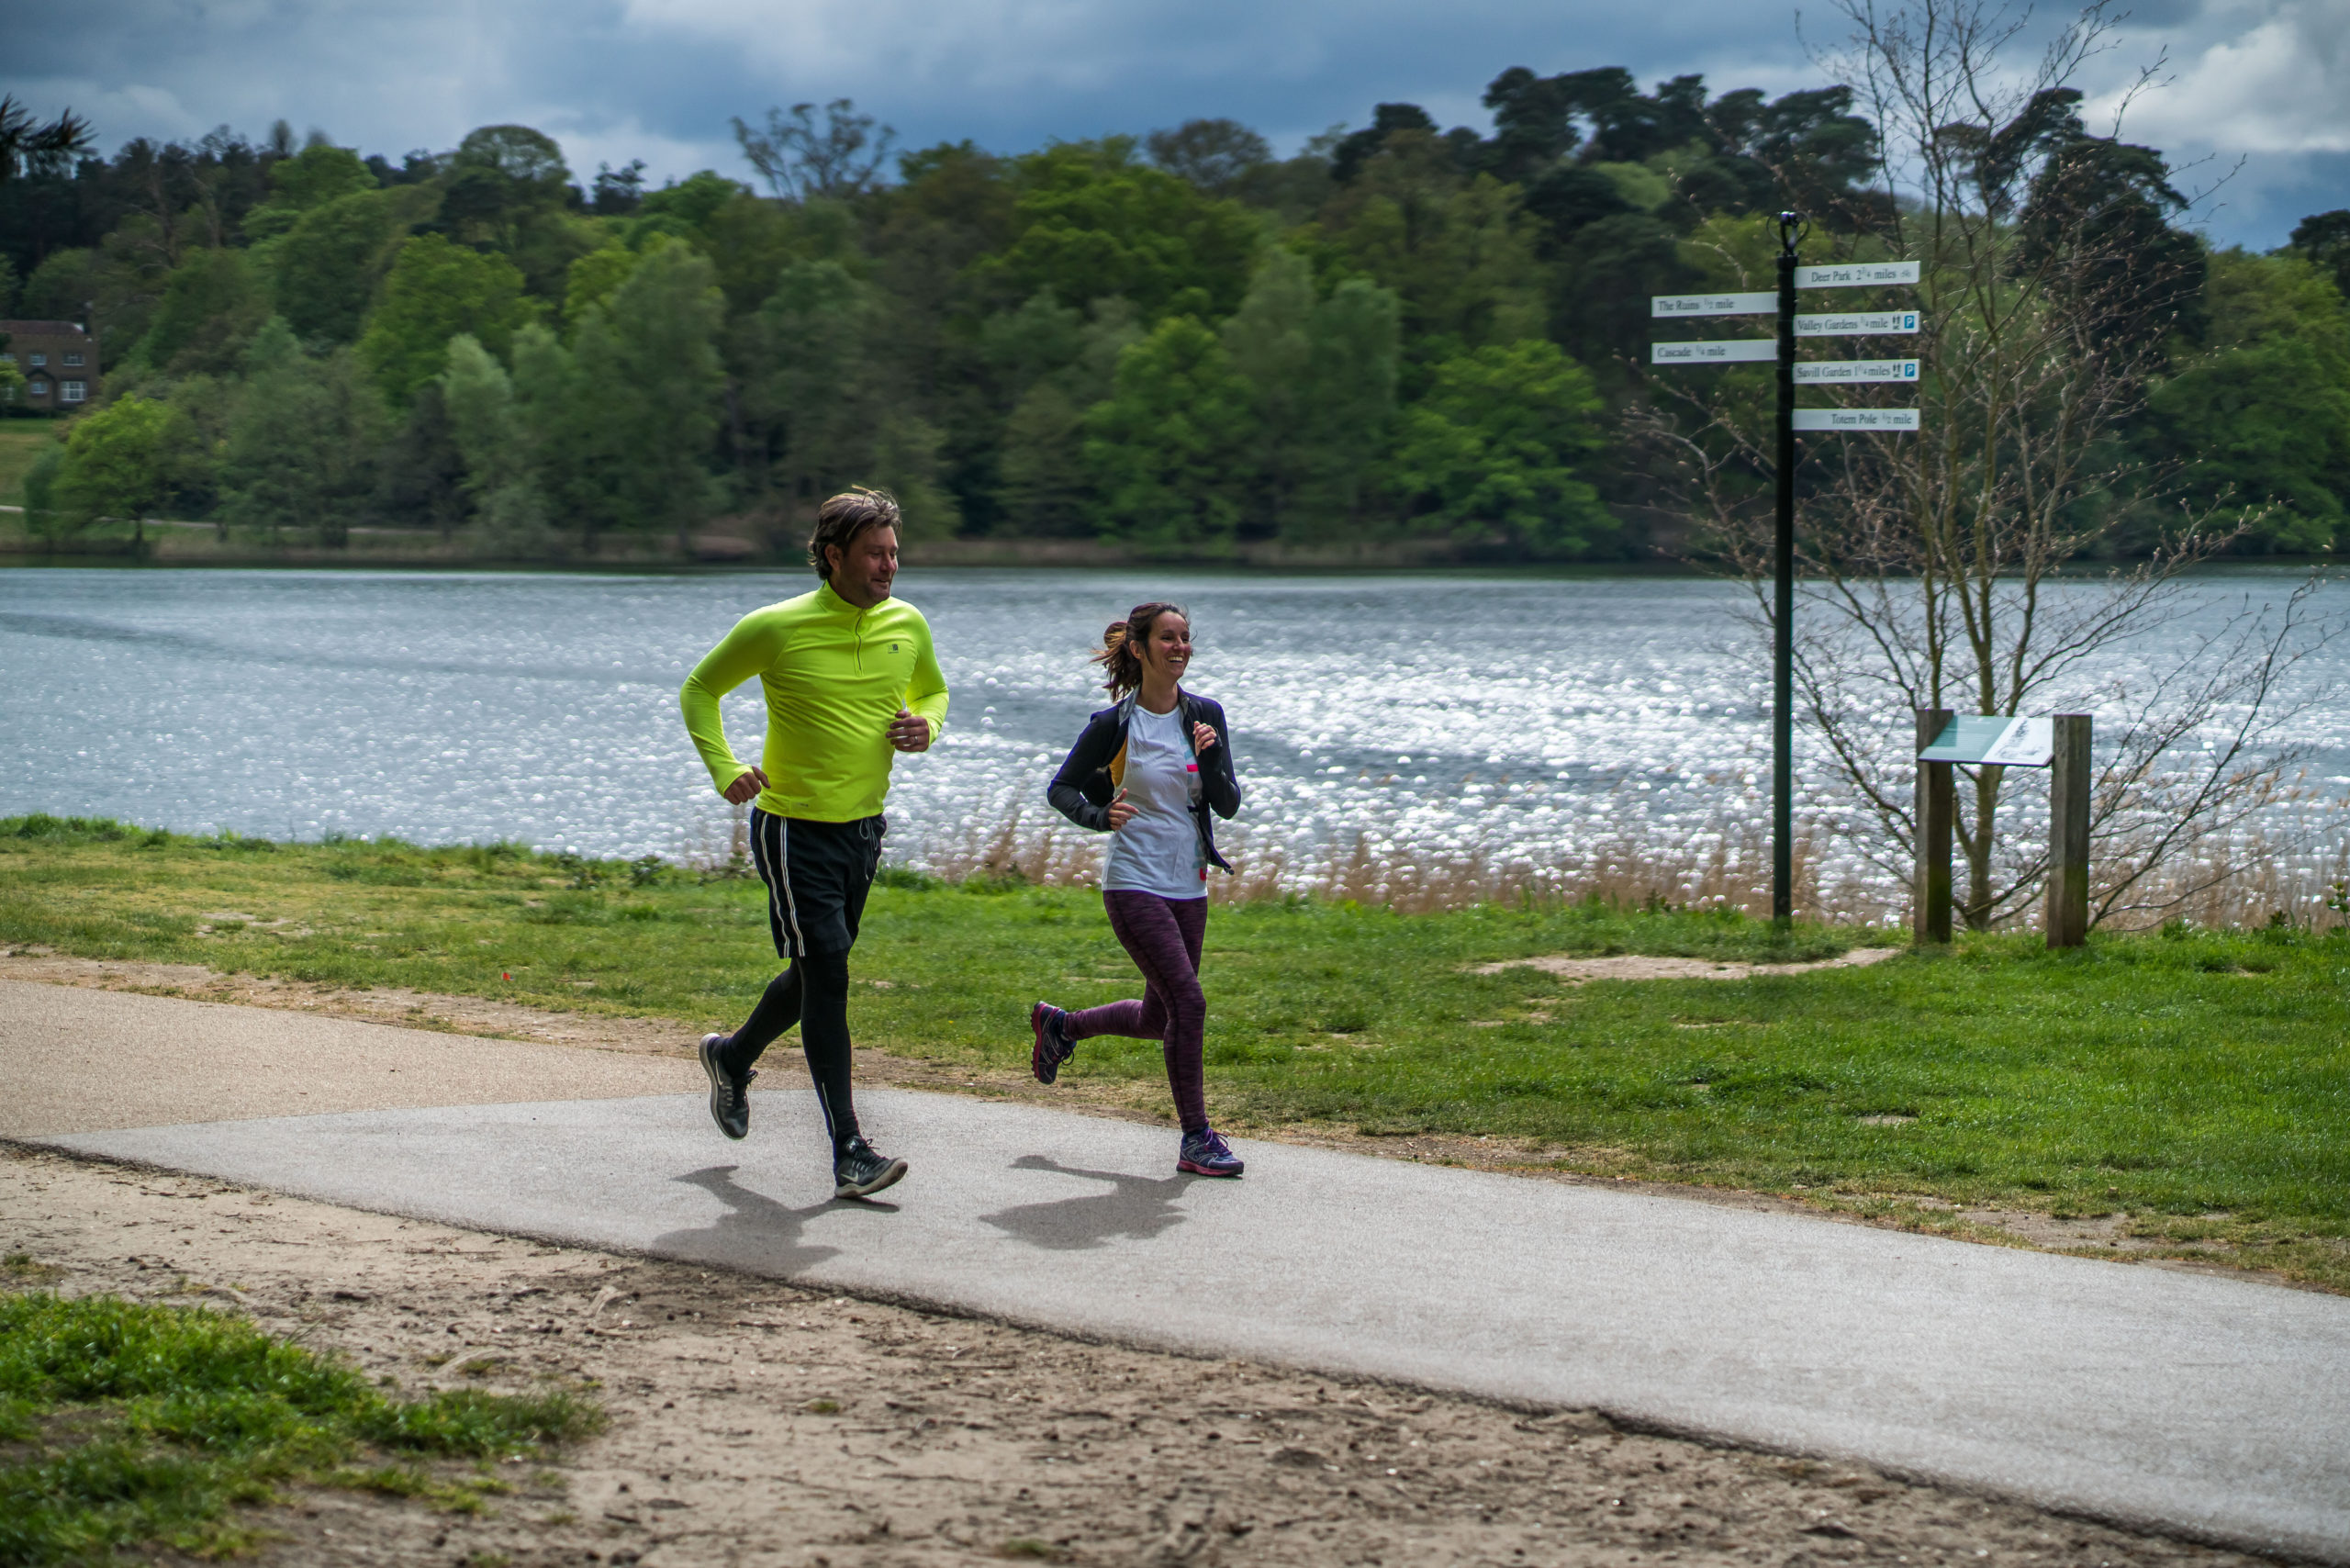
top-left (0, 319), bottom-right (93, 338)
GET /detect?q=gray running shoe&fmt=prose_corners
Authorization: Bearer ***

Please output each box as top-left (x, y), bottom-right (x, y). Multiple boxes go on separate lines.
top-left (834, 1136), bottom-right (907, 1199)
top-left (699, 1032), bottom-right (754, 1140)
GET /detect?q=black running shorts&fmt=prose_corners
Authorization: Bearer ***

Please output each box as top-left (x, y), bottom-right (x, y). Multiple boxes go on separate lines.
top-left (747, 810), bottom-right (885, 958)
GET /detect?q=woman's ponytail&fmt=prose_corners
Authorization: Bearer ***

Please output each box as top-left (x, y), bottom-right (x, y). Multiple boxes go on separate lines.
top-left (1091, 601), bottom-right (1186, 698)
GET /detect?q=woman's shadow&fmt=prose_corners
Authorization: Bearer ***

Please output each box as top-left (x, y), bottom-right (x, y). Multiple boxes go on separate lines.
top-left (978, 1154), bottom-right (1196, 1252)
top-left (650, 1164), bottom-right (875, 1277)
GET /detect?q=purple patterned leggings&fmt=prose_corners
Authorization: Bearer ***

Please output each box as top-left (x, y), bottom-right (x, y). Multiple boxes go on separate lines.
top-left (1063, 890), bottom-right (1210, 1134)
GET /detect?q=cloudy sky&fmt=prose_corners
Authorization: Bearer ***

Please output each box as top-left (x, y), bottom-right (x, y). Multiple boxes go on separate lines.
top-left (3, 0), bottom-right (2342, 249)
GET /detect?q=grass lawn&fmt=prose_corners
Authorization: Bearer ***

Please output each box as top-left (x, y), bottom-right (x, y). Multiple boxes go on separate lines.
top-left (0, 1276), bottom-right (599, 1562)
top-left (0, 421), bottom-right (61, 508)
top-left (4, 815), bottom-right (2344, 1292)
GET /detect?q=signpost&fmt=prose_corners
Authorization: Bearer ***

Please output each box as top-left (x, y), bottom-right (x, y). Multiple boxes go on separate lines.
top-left (1648, 214), bottom-right (1922, 924)
top-left (1911, 711), bottom-right (2092, 948)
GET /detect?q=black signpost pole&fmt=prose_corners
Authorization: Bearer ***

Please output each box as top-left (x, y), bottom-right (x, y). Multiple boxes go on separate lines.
top-left (1773, 212), bottom-right (1802, 926)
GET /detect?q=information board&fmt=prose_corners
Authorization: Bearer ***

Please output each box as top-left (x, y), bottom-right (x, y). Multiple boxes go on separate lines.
top-left (1917, 715), bottom-right (2054, 767)
top-left (1792, 408), bottom-right (1919, 431)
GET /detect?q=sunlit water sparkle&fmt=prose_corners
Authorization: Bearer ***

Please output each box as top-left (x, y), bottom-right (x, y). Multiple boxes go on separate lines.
top-left (4, 567), bottom-right (2342, 912)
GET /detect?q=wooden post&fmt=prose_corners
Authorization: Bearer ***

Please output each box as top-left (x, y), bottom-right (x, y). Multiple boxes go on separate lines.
top-left (1914, 709), bottom-right (1953, 945)
top-left (2044, 714), bottom-right (2092, 948)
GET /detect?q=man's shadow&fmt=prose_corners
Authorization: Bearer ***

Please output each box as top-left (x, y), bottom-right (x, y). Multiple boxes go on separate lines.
top-left (978, 1154), bottom-right (1195, 1252)
top-left (650, 1165), bottom-right (875, 1278)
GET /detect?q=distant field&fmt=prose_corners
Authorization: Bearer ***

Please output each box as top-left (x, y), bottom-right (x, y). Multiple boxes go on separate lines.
top-left (0, 420), bottom-right (60, 507)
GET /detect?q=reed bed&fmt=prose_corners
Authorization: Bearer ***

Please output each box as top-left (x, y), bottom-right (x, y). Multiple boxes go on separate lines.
top-left (770, 796), bottom-right (2347, 934)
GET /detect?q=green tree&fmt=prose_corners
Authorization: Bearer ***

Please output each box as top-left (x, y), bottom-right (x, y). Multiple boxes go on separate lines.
top-left (53, 394), bottom-right (187, 546)
top-left (439, 331), bottom-right (555, 555)
top-left (19, 440), bottom-right (62, 525)
top-left (357, 234), bottom-right (534, 405)
top-left (268, 186), bottom-right (428, 342)
top-left (1299, 276), bottom-right (1404, 534)
top-left (218, 318), bottom-right (385, 544)
top-left (575, 244), bottom-right (726, 550)
top-left (981, 140), bottom-right (1260, 320)
top-left (1387, 340), bottom-right (1615, 554)
top-left (1220, 251), bottom-right (1402, 539)
top-left (1308, 131), bottom-right (1545, 363)
top-left (1221, 249), bottom-right (1315, 535)
top-left (241, 143), bottom-right (376, 241)
top-left (368, 382), bottom-right (469, 538)
top-left (2142, 250), bottom-right (2350, 552)
top-left (133, 248), bottom-right (271, 374)
top-left (435, 125), bottom-right (599, 297)
top-left (733, 259), bottom-right (883, 530)
top-left (17, 249), bottom-right (98, 324)
top-left (1082, 314), bottom-right (1254, 545)
top-left (995, 299), bottom-right (1139, 535)
top-left (2285, 210), bottom-right (2350, 302)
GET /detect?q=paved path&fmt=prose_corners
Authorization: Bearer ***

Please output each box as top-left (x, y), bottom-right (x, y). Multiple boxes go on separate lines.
top-left (7, 982), bottom-right (2348, 1561)
top-left (0, 979), bottom-right (680, 1137)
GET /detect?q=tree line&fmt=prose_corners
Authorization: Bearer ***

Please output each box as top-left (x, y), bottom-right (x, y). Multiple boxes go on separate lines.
top-left (1, 73), bottom-right (2345, 559)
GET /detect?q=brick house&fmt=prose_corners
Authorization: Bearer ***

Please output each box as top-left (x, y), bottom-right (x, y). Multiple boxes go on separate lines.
top-left (0, 319), bottom-right (100, 412)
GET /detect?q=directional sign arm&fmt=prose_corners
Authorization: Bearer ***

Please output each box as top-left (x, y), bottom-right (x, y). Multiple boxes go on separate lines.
top-left (1794, 261), bottom-right (1920, 287)
top-left (1651, 291), bottom-right (1776, 318)
top-left (1795, 310), bottom-right (1921, 336)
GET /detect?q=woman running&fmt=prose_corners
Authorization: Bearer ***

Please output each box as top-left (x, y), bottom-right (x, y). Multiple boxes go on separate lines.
top-left (1028, 601), bottom-right (1246, 1177)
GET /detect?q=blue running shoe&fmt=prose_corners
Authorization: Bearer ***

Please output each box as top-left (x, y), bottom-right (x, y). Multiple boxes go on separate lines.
top-left (1178, 1126), bottom-right (1244, 1177)
top-left (1030, 1001), bottom-right (1075, 1084)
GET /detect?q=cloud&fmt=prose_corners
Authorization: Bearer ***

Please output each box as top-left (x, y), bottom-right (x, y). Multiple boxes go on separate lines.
top-left (2098, 0), bottom-right (2350, 155)
top-left (2, 0), bottom-right (2337, 245)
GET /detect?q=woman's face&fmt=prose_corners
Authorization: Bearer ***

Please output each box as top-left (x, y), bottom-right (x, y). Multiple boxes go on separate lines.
top-left (1141, 611), bottom-right (1192, 682)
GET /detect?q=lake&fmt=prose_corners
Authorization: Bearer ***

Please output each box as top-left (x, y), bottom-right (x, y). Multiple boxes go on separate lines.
top-left (4, 566), bottom-right (2341, 914)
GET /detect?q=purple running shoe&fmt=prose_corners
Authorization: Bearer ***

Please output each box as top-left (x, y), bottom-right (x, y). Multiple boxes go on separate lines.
top-left (1178, 1126), bottom-right (1244, 1177)
top-left (1030, 1001), bottom-right (1075, 1084)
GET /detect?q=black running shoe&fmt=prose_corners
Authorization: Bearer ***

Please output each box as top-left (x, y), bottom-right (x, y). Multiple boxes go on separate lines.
top-left (1030, 1001), bottom-right (1075, 1085)
top-left (699, 1032), bottom-right (754, 1140)
top-left (834, 1136), bottom-right (907, 1199)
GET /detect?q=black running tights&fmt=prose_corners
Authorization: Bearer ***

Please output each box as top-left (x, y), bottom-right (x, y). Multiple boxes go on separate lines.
top-left (723, 952), bottom-right (858, 1151)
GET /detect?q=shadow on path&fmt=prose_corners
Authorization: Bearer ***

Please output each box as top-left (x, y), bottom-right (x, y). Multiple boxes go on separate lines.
top-left (649, 1164), bottom-right (871, 1278)
top-left (979, 1154), bottom-right (1196, 1252)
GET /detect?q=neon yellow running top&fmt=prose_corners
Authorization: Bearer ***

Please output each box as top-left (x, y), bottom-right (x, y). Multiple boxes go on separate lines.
top-left (679, 581), bottom-right (950, 823)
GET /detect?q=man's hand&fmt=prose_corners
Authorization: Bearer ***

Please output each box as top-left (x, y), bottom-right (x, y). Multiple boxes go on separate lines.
top-left (888, 708), bottom-right (933, 753)
top-left (1192, 721), bottom-right (1217, 755)
top-left (1105, 787), bottom-right (1136, 831)
top-left (722, 766), bottom-right (769, 805)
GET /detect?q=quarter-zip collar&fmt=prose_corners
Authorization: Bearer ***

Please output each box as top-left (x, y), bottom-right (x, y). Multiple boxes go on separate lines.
top-left (813, 579), bottom-right (866, 620)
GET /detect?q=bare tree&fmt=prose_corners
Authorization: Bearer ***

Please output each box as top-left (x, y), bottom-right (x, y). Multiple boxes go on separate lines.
top-left (1634, 0), bottom-right (2341, 928)
top-left (733, 100), bottom-right (896, 203)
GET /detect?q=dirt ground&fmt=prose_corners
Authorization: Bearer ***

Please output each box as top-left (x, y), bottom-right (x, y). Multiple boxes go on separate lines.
top-left (1466, 950), bottom-right (1904, 983)
top-left (1, 1145), bottom-right (2279, 1568)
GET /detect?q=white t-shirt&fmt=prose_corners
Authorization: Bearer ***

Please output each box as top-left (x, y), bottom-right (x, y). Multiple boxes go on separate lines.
top-left (1102, 702), bottom-right (1207, 901)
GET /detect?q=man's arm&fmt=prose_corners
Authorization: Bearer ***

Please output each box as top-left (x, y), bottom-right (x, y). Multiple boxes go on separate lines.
top-left (679, 610), bottom-right (785, 796)
top-left (894, 622), bottom-right (949, 749)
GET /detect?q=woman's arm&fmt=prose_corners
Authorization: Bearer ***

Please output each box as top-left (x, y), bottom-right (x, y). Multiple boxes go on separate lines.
top-left (1194, 700), bottom-right (1242, 819)
top-left (1047, 716), bottom-right (1118, 832)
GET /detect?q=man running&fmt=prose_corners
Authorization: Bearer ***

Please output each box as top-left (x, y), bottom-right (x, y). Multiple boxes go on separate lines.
top-left (679, 488), bottom-right (947, 1198)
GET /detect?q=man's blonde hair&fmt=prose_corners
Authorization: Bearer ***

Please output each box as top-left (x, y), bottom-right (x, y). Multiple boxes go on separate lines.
top-left (807, 487), bottom-right (901, 579)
